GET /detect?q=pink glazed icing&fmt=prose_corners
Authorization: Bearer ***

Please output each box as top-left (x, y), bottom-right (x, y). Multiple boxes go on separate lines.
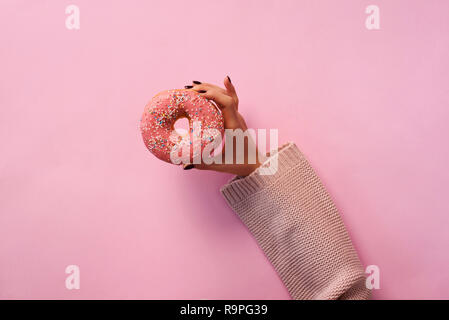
top-left (140, 89), bottom-right (224, 164)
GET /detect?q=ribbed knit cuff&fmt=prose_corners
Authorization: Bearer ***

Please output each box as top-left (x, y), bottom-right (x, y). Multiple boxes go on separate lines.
top-left (220, 142), bottom-right (303, 206)
top-left (219, 142), bottom-right (369, 300)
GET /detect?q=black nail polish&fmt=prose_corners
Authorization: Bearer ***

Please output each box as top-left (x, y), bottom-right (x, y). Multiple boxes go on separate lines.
top-left (193, 81), bottom-right (202, 84)
top-left (198, 90), bottom-right (207, 93)
top-left (183, 164), bottom-right (194, 170)
top-left (227, 76), bottom-right (231, 83)
top-left (184, 85), bottom-right (193, 89)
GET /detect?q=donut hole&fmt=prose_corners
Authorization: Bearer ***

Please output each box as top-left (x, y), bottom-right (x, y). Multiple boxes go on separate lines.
top-left (173, 117), bottom-right (190, 136)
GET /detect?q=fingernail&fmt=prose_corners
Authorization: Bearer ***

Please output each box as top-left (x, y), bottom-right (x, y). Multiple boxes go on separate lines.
top-left (198, 90), bottom-right (206, 93)
top-left (193, 81), bottom-right (202, 84)
top-left (183, 164), bottom-right (194, 170)
top-left (227, 76), bottom-right (231, 83)
top-left (184, 85), bottom-right (193, 89)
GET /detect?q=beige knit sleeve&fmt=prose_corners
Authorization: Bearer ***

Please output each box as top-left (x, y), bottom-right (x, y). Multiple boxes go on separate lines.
top-left (220, 142), bottom-right (370, 300)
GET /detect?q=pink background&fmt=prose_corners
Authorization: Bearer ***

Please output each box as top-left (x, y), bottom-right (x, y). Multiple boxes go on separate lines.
top-left (1, 0), bottom-right (448, 299)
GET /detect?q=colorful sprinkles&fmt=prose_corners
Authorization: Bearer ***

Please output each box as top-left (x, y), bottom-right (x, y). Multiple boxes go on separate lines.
top-left (140, 89), bottom-right (224, 164)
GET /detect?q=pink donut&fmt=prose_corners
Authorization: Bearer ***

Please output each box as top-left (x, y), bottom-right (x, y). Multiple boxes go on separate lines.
top-left (140, 89), bottom-right (224, 164)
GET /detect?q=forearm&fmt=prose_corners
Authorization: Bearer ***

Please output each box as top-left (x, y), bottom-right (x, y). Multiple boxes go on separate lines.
top-left (220, 142), bottom-right (370, 300)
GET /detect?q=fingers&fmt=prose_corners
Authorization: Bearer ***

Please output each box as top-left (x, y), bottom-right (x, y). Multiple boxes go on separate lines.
top-left (186, 81), bottom-right (227, 95)
top-left (188, 82), bottom-right (232, 109)
top-left (180, 78), bottom-right (258, 176)
top-left (184, 78), bottom-right (243, 128)
top-left (187, 78), bottom-right (238, 103)
top-left (197, 89), bottom-right (233, 110)
top-left (224, 76), bottom-right (239, 109)
top-left (202, 92), bottom-right (240, 129)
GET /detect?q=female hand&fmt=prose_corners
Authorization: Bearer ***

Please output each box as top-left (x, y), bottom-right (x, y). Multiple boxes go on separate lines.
top-left (183, 76), bottom-right (262, 176)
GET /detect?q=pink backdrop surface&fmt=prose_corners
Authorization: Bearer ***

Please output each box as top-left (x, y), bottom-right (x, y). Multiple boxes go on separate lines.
top-left (1, 0), bottom-right (448, 299)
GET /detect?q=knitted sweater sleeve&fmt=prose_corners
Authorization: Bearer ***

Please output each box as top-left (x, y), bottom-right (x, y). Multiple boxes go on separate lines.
top-left (220, 142), bottom-right (370, 300)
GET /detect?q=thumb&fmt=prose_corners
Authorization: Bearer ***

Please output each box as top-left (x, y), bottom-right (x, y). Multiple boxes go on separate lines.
top-left (182, 162), bottom-right (228, 172)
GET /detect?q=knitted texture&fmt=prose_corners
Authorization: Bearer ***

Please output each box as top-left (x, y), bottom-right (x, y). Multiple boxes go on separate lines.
top-left (220, 142), bottom-right (370, 300)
